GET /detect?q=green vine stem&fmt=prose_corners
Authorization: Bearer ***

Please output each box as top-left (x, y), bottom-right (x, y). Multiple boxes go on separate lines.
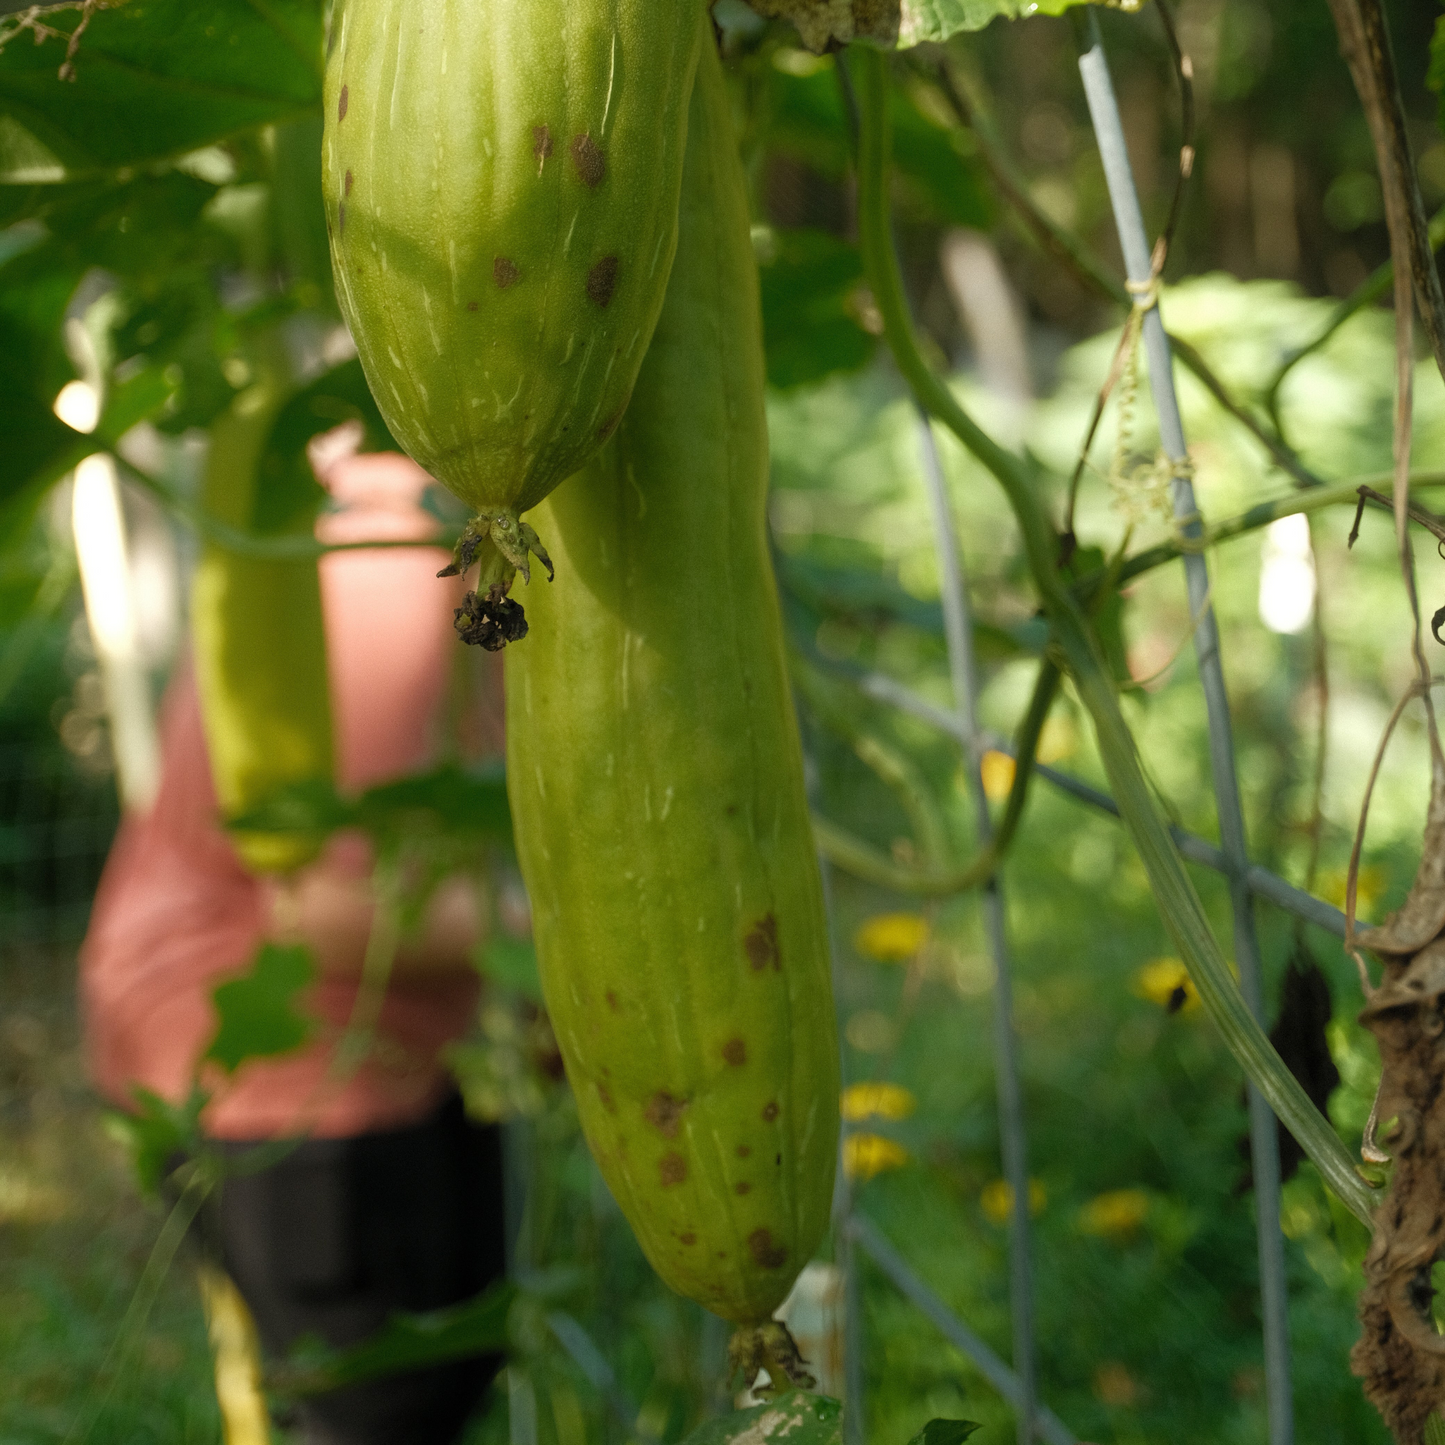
top-left (792, 653), bottom-right (952, 867)
top-left (925, 57), bottom-right (1322, 492)
top-left (113, 451), bottom-right (459, 562)
top-left (1110, 471), bottom-right (1445, 590)
top-left (808, 656), bottom-right (1060, 897)
top-left (1264, 205), bottom-right (1445, 432)
top-left (851, 43), bottom-right (1379, 1228)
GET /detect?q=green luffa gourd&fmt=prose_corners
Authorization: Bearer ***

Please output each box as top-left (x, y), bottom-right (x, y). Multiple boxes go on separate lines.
top-left (504, 37), bottom-right (839, 1363)
top-left (191, 367), bottom-right (334, 876)
top-left (322, 0), bottom-right (705, 635)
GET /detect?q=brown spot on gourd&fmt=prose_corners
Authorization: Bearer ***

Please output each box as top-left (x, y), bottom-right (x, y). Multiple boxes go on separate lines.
top-left (494, 256), bottom-right (520, 289)
top-left (338, 84), bottom-right (348, 122)
top-left (736, 1145), bottom-right (751, 1158)
top-left (722, 1038), bottom-right (747, 1066)
top-left (679, 1232), bottom-right (697, 1246)
top-left (745, 914), bottom-right (780, 971)
top-left (596, 404), bottom-right (625, 441)
top-left (533, 124), bottom-right (554, 161)
top-left (645, 1091), bottom-right (686, 1138)
top-left (466, 301), bottom-right (478, 312)
top-left (735, 1182), bottom-right (751, 1195)
top-left (606, 989), bottom-right (619, 1012)
top-left (597, 1082), bottom-right (616, 1113)
top-left (748, 1228), bottom-right (789, 1269)
top-left (761, 1101), bottom-right (779, 1122)
top-left (344, 169), bottom-right (354, 197)
top-left (586, 256), bottom-right (619, 308)
top-left (338, 204), bottom-right (346, 236)
top-left (569, 132), bottom-right (605, 187)
top-left (659, 1152), bottom-right (686, 1186)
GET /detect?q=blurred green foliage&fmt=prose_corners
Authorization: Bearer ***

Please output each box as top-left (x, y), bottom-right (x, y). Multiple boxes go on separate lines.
top-left (1, 0), bottom-right (1443, 1443)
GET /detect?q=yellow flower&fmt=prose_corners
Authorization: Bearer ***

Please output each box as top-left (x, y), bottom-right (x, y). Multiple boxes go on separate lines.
top-left (841, 1082), bottom-right (917, 1122)
top-left (979, 1177), bottom-right (1047, 1223)
top-left (979, 750), bottom-right (1016, 803)
top-left (843, 1133), bottom-right (909, 1181)
top-left (1080, 1188), bottom-right (1150, 1239)
top-left (1036, 716), bottom-right (1076, 765)
top-left (854, 912), bottom-right (928, 964)
top-left (1319, 865), bottom-right (1387, 920)
top-left (1133, 956), bottom-right (1200, 1014)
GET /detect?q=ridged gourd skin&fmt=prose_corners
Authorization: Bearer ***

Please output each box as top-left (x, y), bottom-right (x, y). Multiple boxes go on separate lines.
top-left (505, 38), bottom-right (839, 1329)
top-left (192, 371), bottom-right (334, 876)
top-left (320, 0), bottom-right (704, 571)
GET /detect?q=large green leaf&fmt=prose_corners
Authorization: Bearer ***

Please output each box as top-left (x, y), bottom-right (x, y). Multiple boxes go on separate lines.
top-left (759, 229), bottom-right (876, 389)
top-left (0, 0), bottom-right (323, 180)
top-left (765, 62), bottom-right (989, 229)
top-left (678, 1393), bottom-right (843, 1445)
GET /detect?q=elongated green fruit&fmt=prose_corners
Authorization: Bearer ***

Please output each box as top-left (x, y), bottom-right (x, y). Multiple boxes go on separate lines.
top-left (505, 39), bottom-right (839, 1335)
top-left (192, 366), bottom-right (334, 875)
top-left (322, 0), bottom-right (704, 604)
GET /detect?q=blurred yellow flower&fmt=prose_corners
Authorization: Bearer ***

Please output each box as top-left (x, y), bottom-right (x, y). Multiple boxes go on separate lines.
top-left (979, 1177), bottom-right (1047, 1223)
top-left (1319, 865), bottom-right (1386, 920)
top-left (980, 750), bottom-right (1016, 803)
top-left (1133, 956), bottom-right (1200, 1014)
top-left (841, 1082), bottom-right (917, 1121)
top-left (854, 912), bottom-right (928, 963)
top-left (1080, 1188), bottom-right (1150, 1239)
top-left (1037, 716), bottom-right (1076, 765)
top-left (843, 1133), bottom-right (909, 1181)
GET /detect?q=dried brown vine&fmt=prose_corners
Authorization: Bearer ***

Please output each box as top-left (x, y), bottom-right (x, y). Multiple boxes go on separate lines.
top-left (1351, 755), bottom-right (1445, 1443)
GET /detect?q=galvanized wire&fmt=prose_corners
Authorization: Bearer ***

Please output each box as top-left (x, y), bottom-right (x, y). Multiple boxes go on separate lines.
top-left (1075, 14), bottom-right (1294, 1442)
top-left (915, 409), bottom-right (1039, 1445)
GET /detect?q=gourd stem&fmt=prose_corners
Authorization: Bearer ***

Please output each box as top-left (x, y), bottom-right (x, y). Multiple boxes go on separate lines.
top-left (1074, 17), bottom-right (1292, 1440)
top-left (850, 45), bottom-right (1379, 1232)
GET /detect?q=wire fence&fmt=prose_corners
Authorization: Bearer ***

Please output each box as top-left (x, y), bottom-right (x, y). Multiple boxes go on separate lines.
top-left (0, 20), bottom-right (1362, 1445)
top-left (0, 740), bottom-right (118, 967)
top-left (822, 17), bottom-right (1313, 1445)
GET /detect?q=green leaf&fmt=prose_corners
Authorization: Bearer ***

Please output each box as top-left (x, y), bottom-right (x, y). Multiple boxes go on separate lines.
top-left (0, 248), bottom-right (177, 531)
top-left (204, 942), bottom-right (317, 1074)
top-left (764, 64), bottom-right (989, 228)
top-left (0, 0), bottom-right (324, 180)
top-left (760, 229), bottom-right (876, 389)
top-left (897, 0), bottom-right (1086, 46)
top-left (226, 763), bottom-right (514, 850)
top-left (475, 936), bottom-right (543, 1002)
top-left (357, 763), bottom-right (513, 845)
top-left (1067, 546), bottom-right (1130, 685)
top-left (678, 1393), bottom-right (843, 1445)
top-left (254, 357), bottom-right (399, 534)
top-left (904, 1422), bottom-right (982, 1445)
top-left (269, 1281), bottom-right (516, 1395)
top-left (104, 1085), bottom-right (208, 1195)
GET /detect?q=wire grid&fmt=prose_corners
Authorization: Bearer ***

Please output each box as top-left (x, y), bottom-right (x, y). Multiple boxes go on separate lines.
top-left (825, 18), bottom-right (1304, 1445)
top-left (0, 740), bottom-right (118, 965)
